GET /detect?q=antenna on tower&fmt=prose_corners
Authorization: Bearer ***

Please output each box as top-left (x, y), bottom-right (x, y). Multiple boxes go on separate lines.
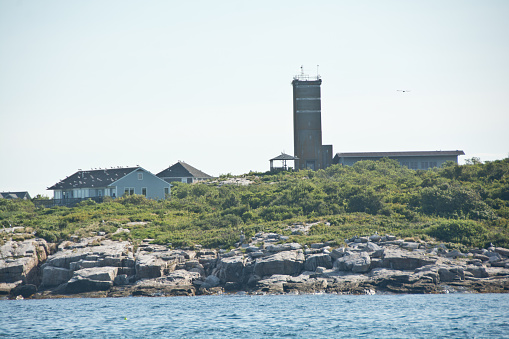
top-left (317, 65), bottom-right (320, 77)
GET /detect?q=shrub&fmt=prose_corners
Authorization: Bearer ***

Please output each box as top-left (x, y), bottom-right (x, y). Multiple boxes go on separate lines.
top-left (426, 220), bottom-right (488, 247)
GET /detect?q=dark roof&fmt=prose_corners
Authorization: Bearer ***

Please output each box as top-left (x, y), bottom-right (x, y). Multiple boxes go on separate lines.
top-left (335, 150), bottom-right (465, 158)
top-left (157, 162), bottom-right (212, 179)
top-left (0, 192), bottom-right (31, 199)
top-left (48, 167), bottom-right (140, 190)
top-left (270, 153), bottom-right (299, 161)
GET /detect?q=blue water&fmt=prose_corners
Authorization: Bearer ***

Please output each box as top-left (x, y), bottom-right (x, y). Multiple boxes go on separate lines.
top-left (1, 294), bottom-right (508, 338)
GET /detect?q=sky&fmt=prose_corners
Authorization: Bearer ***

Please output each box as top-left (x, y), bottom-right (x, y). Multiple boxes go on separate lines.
top-left (1, 0), bottom-right (508, 197)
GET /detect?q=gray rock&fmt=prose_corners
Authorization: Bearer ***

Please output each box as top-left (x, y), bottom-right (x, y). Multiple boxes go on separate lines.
top-left (254, 250), bottom-right (305, 277)
top-left (473, 254), bottom-right (490, 262)
top-left (41, 266), bottom-right (73, 287)
top-left (249, 251), bottom-right (265, 259)
top-left (335, 252), bottom-right (371, 273)
top-left (401, 242), bottom-right (420, 250)
top-left (495, 247), bottom-right (509, 257)
top-left (381, 248), bottom-right (437, 270)
top-left (489, 254), bottom-right (502, 263)
top-left (73, 267), bottom-right (118, 282)
top-left (245, 246), bottom-right (260, 253)
top-left (135, 255), bottom-right (167, 280)
top-left (216, 256), bottom-right (245, 283)
top-left (467, 259), bottom-right (483, 266)
top-left (266, 243), bottom-right (302, 252)
top-left (0, 239), bottom-right (50, 284)
top-left (465, 265), bottom-right (489, 278)
top-left (369, 234), bottom-right (382, 242)
top-left (65, 279), bottom-right (112, 294)
top-left (311, 243), bottom-right (325, 249)
top-left (304, 253), bottom-right (332, 271)
top-left (438, 267), bottom-right (464, 282)
top-left (114, 274), bottom-right (131, 285)
top-left (330, 248), bottom-right (347, 261)
top-left (362, 242), bottom-right (384, 258)
top-left (201, 275), bottom-right (221, 289)
top-left (444, 249), bottom-right (466, 258)
top-left (11, 284), bottom-right (37, 298)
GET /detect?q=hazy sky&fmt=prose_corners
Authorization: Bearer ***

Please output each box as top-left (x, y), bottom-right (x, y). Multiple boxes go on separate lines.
top-left (1, 0), bottom-right (508, 197)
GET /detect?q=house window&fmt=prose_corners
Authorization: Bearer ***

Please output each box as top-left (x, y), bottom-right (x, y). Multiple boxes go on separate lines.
top-left (421, 162), bottom-right (429, 170)
top-left (142, 187), bottom-right (147, 197)
top-left (138, 173), bottom-right (143, 180)
top-left (164, 187), bottom-right (169, 196)
top-left (401, 162), bottom-right (409, 168)
top-left (187, 178), bottom-right (193, 184)
top-left (430, 161), bottom-right (438, 168)
top-left (124, 187), bottom-right (135, 195)
top-left (410, 162), bottom-right (418, 169)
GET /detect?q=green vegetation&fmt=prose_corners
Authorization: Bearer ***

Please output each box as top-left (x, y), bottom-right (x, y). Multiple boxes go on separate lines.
top-left (1, 158), bottom-right (509, 249)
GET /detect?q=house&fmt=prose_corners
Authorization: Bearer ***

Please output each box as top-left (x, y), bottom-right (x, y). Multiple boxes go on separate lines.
top-left (0, 192), bottom-right (31, 200)
top-left (48, 167), bottom-right (171, 203)
top-left (157, 161), bottom-right (212, 183)
top-left (333, 150), bottom-right (465, 169)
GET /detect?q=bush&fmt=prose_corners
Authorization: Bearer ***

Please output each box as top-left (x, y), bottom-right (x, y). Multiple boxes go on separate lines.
top-left (76, 199), bottom-right (96, 207)
top-left (414, 185), bottom-right (496, 220)
top-left (426, 220), bottom-right (488, 247)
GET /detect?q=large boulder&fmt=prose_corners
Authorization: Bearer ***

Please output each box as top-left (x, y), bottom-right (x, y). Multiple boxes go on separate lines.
top-left (41, 266), bottom-right (73, 287)
top-left (330, 247), bottom-right (347, 261)
top-left (254, 250), bottom-right (305, 277)
top-left (304, 253), bottom-right (333, 271)
top-left (335, 252), bottom-right (371, 273)
top-left (495, 247), bottom-right (509, 257)
top-left (64, 267), bottom-right (118, 294)
top-left (362, 242), bottom-right (384, 258)
top-left (65, 279), bottom-right (112, 294)
top-left (11, 284), bottom-right (38, 298)
top-left (381, 248), bottom-right (437, 270)
top-left (215, 256), bottom-right (245, 283)
top-left (201, 275), bottom-right (221, 289)
top-left (266, 243), bottom-right (302, 252)
top-left (465, 265), bottom-right (489, 278)
top-left (0, 239), bottom-right (51, 285)
top-left (438, 266), bottom-right (464, 282)
top-left (135, 255), bottom-right (168, 280)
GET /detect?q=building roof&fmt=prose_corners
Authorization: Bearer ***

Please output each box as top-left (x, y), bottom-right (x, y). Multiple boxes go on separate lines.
top-left (270, 153), bottom-right (299, 161)
top-left (334, 150), bottom-right (465, 158)
top-left (0, 191), bottom-right (31, 200)
top-left (48, 167), bottom-right (140, 190)
top-left (157, 162), bottom-right (212, 179)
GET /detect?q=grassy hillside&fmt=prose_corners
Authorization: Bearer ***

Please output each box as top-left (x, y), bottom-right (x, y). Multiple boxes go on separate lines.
top-left (2, 158), bottom-right (509, 250)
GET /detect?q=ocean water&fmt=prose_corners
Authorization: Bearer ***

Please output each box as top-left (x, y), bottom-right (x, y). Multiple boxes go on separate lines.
top-left (1, 294), bottom-right (508, 338)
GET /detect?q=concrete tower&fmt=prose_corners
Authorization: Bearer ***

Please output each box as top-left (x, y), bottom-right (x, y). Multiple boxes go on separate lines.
top-left (292, 68), bottom-right (332, 170)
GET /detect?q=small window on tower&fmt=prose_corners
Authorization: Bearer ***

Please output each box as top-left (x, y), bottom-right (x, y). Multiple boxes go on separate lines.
top-left (138, 173), bottom-right (143, 180)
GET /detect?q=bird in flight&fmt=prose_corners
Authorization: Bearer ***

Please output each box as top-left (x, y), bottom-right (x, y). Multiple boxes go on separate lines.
top-left (397, 90), bottom-right (411, 93)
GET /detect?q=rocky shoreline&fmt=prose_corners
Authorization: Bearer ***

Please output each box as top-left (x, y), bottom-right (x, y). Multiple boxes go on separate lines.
top-left (1, 228), bottom-right (509, 299)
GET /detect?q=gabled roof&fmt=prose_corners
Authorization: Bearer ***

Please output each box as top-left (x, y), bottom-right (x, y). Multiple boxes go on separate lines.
top-left (270, 153), bottom-right (299, 161)
top-left (335, 150), bottom-right (465, 158)
top-left (0, 192), bottom-right (31, 200)
top-left (157, 162), bottom-right (212, 179)
top-left (48, 167), bottom-right (140, 190)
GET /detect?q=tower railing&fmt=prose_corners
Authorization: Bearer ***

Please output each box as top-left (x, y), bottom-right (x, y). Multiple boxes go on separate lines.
top-left (293, 74), bottom-right (321, 81)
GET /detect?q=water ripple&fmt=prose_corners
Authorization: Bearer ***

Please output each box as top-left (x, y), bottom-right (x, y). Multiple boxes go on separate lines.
top-left (1, 294), bottom-right (508, 338)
